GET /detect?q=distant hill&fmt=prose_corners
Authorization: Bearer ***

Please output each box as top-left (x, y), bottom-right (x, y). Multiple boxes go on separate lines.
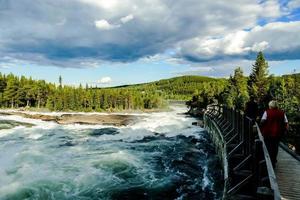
top-left (282, 73), bottom-right (300, 79)
top-left (106, 76), bottom-right (216, 88)
top-left (96, 75), bottom-right (227, 101)
top-left (1, 71), bottom-right (298, 112)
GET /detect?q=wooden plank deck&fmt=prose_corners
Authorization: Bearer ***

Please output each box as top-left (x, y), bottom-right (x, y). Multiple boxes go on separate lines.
top-left (275, 147), bottom-right (300, 200)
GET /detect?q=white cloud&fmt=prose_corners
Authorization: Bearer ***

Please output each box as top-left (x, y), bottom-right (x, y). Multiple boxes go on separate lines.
top-left (94, 15), bottom-right (133, 31)
top-left (0, 65), bottom-right (11, 69)
top-left (56, 18), bottom-right (66, 26)
top-left (176, 57), bottom-right (298, 78)
top-left (176, 59), bottom-right (254, 77)
top-left (0, 0), bottom-right (298, 69)
top-left (223, 31), bottom-right (248, 55)
top-left (179, 21), bottom-right (300, 61)
top-left (250, 41), bottom-right (269, 52)
top-left (185, 66), bottom-right (213, 73)
top-left (98, 77), bottom-right (112, 84)
top-left (287, 0), bottom-right (300, 10)
top-left (178, 31), bottom-right (249, 61)
top-left (246, 21), bottom-right (300, 53)
top-left (94, 19), bottom-right (120, 30)
top-left (120, 14), bottom-right (134, 23)
top-left (79, 0), bottom-right (119, 10)
top-left (260, 0), bottom-right (282, 18)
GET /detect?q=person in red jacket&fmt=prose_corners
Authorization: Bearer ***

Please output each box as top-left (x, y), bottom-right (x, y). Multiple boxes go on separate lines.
top-left (260, 100), bottom-right (288, 167)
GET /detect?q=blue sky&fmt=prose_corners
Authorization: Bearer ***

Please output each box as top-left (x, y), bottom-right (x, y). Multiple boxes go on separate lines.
top-left (0, 0), bottom-right (300, 86)
top-left (0, 59), bottom-right (188, 86)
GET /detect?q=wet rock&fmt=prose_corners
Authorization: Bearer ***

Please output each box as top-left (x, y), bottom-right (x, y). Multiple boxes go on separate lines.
top-left (0, 111), bottom-right (139, 126)
top-left (56, 114), bottom-right (136, 126)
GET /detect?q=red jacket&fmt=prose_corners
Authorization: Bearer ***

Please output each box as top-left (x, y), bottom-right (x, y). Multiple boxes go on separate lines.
top-left (261, 109), bottom-right (287, 138)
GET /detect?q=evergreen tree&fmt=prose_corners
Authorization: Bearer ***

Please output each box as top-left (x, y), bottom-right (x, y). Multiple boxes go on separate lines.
top-left (59, 75), bottom-right (62, 88)
top-left (222, 67), bottom-right (249, 110)
top-left (0, 73), bottom-right (7, 107)
top-left (3, 75), bottom-right (19, 108)
top-left (248, 52), bottom-right (269, 107)
top-left (232, 67), bottom-right (249, 109)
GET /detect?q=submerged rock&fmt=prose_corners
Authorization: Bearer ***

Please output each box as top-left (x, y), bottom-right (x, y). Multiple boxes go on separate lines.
top-left (88, 128), bottom-right (119, 136)
top-left (0, 120), bottom-right (34, 129)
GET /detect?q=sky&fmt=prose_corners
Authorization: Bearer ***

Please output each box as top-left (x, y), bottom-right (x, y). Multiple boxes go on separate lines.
top-left (0, 0), bottom-right (300, 86)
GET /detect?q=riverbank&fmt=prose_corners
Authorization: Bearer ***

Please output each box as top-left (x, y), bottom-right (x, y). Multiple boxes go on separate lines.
top-left (0, 106), bottom-right (171, 113)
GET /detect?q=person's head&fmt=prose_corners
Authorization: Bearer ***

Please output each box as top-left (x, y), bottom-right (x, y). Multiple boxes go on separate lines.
top-left (268, 100), bottom-right (278, 109)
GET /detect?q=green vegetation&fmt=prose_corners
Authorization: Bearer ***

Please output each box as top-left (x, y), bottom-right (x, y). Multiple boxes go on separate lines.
top-left (0, 52), bottom-right (298, 116)
top-left (221, 67), bottom-right (249, 110)
top-left (248, 52), bottom-right (269, 105)
top-left (118, 76), bottom-right (226, 102)
top-left (0, 74), bottom-right (225, 112)
top-left (184, 52), bottom-right (299, 127)
top-left (0, 74), bottom-right (168, 111)
top-left (220, 52), bottom-right (299, 122)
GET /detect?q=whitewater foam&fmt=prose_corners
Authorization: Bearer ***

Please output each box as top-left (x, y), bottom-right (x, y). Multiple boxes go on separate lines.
top-left (0, 106), bottom-right (222, 199)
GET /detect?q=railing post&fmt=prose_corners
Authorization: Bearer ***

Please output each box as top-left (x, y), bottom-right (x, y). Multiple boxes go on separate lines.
top-left (253, 139), bottom-right (262, 192)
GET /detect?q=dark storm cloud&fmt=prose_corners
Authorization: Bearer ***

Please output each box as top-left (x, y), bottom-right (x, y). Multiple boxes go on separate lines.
top-left (0, 0), bottom-right (299, 68)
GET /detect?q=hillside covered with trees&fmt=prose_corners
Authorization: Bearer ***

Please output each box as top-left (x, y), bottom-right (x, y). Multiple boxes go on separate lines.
top-left (0, 52), bottom-right (299, 116)
top-left (0, 73), bottom-right (226, 112)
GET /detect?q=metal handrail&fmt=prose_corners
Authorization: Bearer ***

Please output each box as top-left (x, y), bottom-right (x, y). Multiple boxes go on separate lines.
top-left (204, 104), bottom-right (281, 200)
top-left (255, 122), bottom-right (281, 200)
top-left (204, 108), bottom-right (229, 179)
top-left (204, 105), bottom-right (229, 200)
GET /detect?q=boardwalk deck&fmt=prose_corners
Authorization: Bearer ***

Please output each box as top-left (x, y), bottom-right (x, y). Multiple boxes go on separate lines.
top-left (276, 147), bottom-right (300, 200)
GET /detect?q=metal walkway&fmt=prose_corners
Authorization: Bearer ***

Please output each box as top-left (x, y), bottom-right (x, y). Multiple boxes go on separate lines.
top-left (204, 105), bottom-right (281, 199)
top-left (276, 147), bottom-right (300, 200)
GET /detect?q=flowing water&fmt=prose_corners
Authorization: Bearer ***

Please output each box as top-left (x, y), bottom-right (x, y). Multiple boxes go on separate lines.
top-left (0, 106), bottom-right (223, 200)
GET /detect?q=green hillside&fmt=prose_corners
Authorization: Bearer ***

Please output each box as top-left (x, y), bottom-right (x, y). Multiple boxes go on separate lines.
top-left (102, 76), bottom-right (226, 101)
top-left (0, 73), bottom-right (225, 112)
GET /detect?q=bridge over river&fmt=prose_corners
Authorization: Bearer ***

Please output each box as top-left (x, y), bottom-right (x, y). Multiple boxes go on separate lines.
top-left (203, 105), bottom-right (300, 200)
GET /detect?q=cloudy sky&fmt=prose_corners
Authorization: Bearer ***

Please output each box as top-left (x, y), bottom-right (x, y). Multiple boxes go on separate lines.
top-left (0, 0), bottom-right (300, 86)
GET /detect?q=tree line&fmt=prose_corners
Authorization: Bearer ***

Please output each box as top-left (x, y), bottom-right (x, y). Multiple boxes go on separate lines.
top-left (0, 74), bottom-right (167, 111)
top-left (218, 52), bottom-right (299, 121)
top-left (0, 51), bottom-right (298, 116)
top-left (0, 73), bottom-right (227, 112)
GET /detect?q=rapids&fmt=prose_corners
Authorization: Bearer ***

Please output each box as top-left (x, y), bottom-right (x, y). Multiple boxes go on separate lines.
top-left (0, 106), bottom-right (223, 200)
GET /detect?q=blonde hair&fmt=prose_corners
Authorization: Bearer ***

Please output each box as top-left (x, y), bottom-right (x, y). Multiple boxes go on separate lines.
top-left (269, 100), bottom-right (278, 109)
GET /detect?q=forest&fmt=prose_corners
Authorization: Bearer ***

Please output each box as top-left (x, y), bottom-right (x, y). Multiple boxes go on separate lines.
top-left (0, 52), bottom-right (299, 119)
top-left (0, 74), bottom-right (167, 112)
top-left (218, 52), bottom-right (299, 122)
top-left (0, 73), bottom-right (226, 112)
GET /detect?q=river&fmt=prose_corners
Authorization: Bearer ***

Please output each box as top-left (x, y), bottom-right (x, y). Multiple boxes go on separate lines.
top-left (0, 106), bottom-right (223, 200)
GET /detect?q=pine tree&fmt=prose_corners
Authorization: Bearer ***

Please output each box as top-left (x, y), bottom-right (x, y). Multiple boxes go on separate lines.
top-left (59, 75), bottom-right (62, 88)
top-left (3, 75), bottom-right (19, 108)
top-left (232, 67), bottom-right (249, 109)
top-left (221, 67), bottom-right (249, 110)
top-left (24, 78), bottom-right (35, 107)
top-left (248, 51), bottom-right (269, 106)
top-left (0, 73), bottom-right (7, 107)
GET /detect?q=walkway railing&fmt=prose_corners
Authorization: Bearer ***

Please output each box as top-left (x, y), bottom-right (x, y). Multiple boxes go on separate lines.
top-left (204, 104), bottom-right (280, 200)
